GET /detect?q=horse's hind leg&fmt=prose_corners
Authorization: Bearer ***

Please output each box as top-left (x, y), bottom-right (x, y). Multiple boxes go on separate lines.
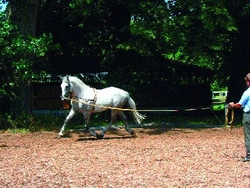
top-left (58, 108), bottom-right (76, 138)
top-left (118, 111), bottom-right (135, 136)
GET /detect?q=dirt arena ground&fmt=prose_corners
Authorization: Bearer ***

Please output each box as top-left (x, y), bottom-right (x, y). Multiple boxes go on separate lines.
top-left (0, 127), bottom-right (250, 187)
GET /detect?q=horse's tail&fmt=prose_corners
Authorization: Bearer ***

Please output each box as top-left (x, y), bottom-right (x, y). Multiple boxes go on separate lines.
top-left (127, 97), bottom-right (146, 124)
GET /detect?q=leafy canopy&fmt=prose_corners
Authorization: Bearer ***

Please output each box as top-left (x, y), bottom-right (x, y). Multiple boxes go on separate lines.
top-left (0, 12), bottom-right (52, 99)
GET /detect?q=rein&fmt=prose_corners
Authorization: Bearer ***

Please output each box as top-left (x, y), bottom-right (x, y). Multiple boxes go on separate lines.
top-left (225, 105), bottom-right (234, 130)
top-left (63, 96), bottom-right (210, 112)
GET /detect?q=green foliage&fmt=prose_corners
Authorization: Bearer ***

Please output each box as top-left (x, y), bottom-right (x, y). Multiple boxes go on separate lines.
top-left (0, 12), bottom-right (52, 101)
top-left (6, 128), bottom-right (30, 133)
top-left (0, 113), bottom-right (63, 132)
top-left (124, 0), bottom-right (237, 71)
top-left (39, 0), bottom-right (132, 72)
top-left (38, 0), bottom-right (238, 83)
top-left (1, 0), bottom-right (248, 111)
top-left (211, 81), bottom-right (228, 91)
top-left (115, 0), bottom-right (238, 89)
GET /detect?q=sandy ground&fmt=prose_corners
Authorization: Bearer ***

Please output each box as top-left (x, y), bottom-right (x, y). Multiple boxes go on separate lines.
top-left (0, 127), bottom-right (250, 187)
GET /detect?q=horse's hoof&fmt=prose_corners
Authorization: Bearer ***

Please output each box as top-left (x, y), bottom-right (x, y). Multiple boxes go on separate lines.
top-left (132, 133), bottom-right (137, 138)
top-left (96, 134), bottom-right (104, 139)
top-left (131, 130), bottom-right (137, 138)
top-left (58, 133), bottom-right (63, 139)
top-left (129, 129), bottom-right (135, 135)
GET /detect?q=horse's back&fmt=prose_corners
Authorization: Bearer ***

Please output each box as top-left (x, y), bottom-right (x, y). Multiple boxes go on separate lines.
top-left (96, 86), bottom-right (129, 107)
top-left (99, 86), bottom-right (128, 95)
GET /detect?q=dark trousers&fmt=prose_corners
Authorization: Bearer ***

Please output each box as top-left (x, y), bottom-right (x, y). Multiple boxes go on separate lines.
top-left (243, 112), bottom-right (250, 154)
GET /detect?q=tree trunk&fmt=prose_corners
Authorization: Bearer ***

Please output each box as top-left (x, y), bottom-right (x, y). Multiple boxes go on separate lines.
top-left (7, 0), bottom-right (40, 36)
top-left (7, 0), bottom-right (40, 114)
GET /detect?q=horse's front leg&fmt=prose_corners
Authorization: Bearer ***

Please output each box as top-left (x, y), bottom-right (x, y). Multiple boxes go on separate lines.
top-left (58, 108), bottom-right (76, 138)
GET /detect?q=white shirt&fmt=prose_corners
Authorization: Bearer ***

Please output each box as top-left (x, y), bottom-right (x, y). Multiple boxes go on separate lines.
top-left (239, 87), bottom-right (250, 112)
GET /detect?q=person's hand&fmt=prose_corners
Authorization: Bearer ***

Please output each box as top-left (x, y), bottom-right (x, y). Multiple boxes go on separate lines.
top-left (229, 102), bottom-right (234, 109)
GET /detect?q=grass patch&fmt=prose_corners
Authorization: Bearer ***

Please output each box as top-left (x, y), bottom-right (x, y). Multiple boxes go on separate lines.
top-left (6, 128), bottom-right (30, 133)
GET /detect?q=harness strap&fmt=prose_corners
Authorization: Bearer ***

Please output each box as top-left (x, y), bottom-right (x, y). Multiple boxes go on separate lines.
top-left (72, 88), bottom-right (97, 114)
top-left (91, 88), bottom-right (97, 114)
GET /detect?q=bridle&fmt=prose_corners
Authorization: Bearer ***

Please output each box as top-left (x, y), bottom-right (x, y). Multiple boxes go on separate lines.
top-left (61, 76), bottom-right (72, 99)
top-left (64, 84), bottom-right (71, 99)
top-left (225, 104), bottom-right (235, 130)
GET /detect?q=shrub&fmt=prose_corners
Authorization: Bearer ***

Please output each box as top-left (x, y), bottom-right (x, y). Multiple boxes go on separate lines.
top-left (0, 113), bottom-right (63, 132)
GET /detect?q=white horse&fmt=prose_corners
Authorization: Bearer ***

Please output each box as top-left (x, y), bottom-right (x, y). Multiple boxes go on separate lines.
top-left (59, 75), bottom-right (145, 139)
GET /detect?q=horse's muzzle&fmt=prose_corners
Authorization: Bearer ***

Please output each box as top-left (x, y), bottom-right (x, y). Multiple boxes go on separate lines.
top-left (61, 95), bottom-right (67, 101)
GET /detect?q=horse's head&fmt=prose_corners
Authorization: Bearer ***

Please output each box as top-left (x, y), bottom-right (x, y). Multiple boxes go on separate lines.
top-left (60, 76), bottom-right (72, 100)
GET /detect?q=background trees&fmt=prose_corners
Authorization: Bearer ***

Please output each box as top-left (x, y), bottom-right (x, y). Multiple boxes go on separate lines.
top-left (0, 1), bottom-right (52, 114)
top-left (0, 0), bottom-right (250, 114)
top-left (224, 0), bottom-right (250, 102)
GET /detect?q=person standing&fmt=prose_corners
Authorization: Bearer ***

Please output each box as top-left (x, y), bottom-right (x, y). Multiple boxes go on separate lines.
top-left (229, 73), bottom-right (250, 162)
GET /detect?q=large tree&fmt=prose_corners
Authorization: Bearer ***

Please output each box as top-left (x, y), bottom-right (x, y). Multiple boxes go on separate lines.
top-left (0, 0), bottom-right (51, 114)
top-left (6, 0), bottom-right (40, 35)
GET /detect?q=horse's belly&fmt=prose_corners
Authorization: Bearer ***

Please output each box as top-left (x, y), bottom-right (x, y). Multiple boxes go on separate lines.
top-left (93, 100), bottom-right (112, 113)
top-left (72, 101), bottom-right (93, 112)
top-left (93, 106), bottom-right (107, 113)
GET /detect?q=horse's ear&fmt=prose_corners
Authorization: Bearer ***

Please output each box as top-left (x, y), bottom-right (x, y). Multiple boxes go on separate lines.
top-left (66, 75), bottom-right (70, 82)
top-left (58, 75), bottom-right (63, 81)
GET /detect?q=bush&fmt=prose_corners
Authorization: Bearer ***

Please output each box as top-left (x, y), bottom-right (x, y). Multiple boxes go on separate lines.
top-left (0, 113), bottom-right (64, 132)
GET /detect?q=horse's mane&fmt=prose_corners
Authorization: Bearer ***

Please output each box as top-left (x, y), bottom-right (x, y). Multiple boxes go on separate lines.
top-left (64, 76), bottom-right (88, 88)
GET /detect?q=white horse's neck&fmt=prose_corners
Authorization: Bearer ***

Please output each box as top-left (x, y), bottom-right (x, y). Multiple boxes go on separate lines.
top-left (69, 77), bottom-right (90, 97)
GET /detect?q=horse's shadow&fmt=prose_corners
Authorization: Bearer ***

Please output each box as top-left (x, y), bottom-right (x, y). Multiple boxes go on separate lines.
top-left (57, 127), bottom-right (136, 141)
top-left (76, 135), bottom-right (134, 142)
